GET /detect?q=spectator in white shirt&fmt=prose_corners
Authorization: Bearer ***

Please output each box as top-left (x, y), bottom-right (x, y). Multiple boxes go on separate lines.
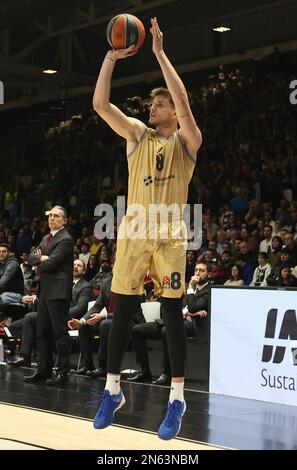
top-left (259, 225), bottom-right (273, 253)
top-left (79, 242), bottom-right (91, 266)
top-left (250, 252), bottom-right (271, 287)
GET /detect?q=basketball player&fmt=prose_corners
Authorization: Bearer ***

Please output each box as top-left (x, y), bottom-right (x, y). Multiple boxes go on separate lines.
top-left (92, 17), bottom-right (202, 440)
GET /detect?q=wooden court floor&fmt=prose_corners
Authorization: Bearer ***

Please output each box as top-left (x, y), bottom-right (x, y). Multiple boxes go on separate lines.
top-left (2, 366), bottom-right (297, 450)
top-left (0, 402), bottom-right (220, 451)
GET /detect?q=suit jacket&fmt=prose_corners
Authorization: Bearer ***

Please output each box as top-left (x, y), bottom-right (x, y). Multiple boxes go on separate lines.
top-left (83, 277), bottom-right (145, 324)
top-left (186, 283), bottom-right (210, 339)
top-left (0, 256), bottom-right (24, 295)
top-left (28, 227), bottom-right (74, 300)
top-left (69, 278), bottom-right (93, 319)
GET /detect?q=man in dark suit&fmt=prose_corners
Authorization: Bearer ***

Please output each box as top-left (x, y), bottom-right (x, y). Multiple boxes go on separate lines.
top-left (24, 206), bottom-right (74, 385)
top-left (130, 262), bottom-right (211, 385)
top-left (9, 259), bottom-right (92, 367)
top-left (69, 259), bottom-right (93, 319)
top-left (68, 276), bottom-right (145, 377)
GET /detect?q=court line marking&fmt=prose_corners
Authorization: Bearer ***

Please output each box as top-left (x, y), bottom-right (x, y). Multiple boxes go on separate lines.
top-left (0, 401), bottom-right (232, 450)
top-left (0, 437), bottom-right (51, 450)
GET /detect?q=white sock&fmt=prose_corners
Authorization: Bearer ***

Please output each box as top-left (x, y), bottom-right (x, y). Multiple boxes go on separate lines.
top-left (169, 381), bottom-right (185, 403)
top-left (105, 374), bottom-right (121, 395)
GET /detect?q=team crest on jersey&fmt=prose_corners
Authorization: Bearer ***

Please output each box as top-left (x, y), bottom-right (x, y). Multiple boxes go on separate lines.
top-left (143, 176), bottom-right (153, 186)
top-left (162, 275), bottom-right (170, 288)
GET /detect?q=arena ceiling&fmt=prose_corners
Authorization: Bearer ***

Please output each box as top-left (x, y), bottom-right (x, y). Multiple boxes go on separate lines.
top-left (0, 0), bottom-right (295, 109)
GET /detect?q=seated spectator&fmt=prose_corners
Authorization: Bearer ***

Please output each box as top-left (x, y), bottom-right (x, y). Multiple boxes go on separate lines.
top-left (197, 249), bottom-right (214, 264)
top-left (0, 243), bottom-right (24, 305)
top-left (196, 228), bottom-right (208, 256)
top-left (90, 236), bottom-right (104, 255)
top-left (275, 264), bottom-right (297, 287)
top-left (259, 224), bottom-right (273, 253)
top-left (8, 295), bottom-right (38, 367)
top-left (268, 236), bottom-right (283, 268)
top-left (216, 229), bottom-right (227, 255)
top-left (264, 210), bottom-right (276, 233)
top-left (244, 200), bottom-right (262, 232)
top-left (283, 232), bottom-right (297, 266)
top-left (224, 264), bottom-right (245, 286)
top-left (266, 248), bottom-right (293, 286)
top-left (210, 258), bottom-right (227, 285)
top-left (240, 227), bottom-right (258, 255)
top-left (235, 241), bottom-right (256, 284)
top-left (68, 276), bottom-right (144, 377)
top-left (89, 256), bottom-right (112, 292)
top-left (233, 237), bottom-right (243, 254)
top-left (250, 252), bottom-right (271, 287)
top-left (272, 220), bottom-right (282, 238)
top-left (208, 240), bottom-right (220, 258)
top-left (255, 220), bottom-right (265, 242)
top-left (79, 242), bottom-right (91, 266)
top-left (185, 250), bottom-right (197, 284)
top-left (203, 212), bottom-right (218, 241)
top-left (277, 265), bottom-right (297, 287)
top-left (97, 245), bottom-right (111, 262)
top-left (84, 253), bottom-right (100, 282)
top-left (129, 262), bottom-right (211, 385)
top-left (220, 250), bottom-right (233, 278)
top-left (231, 186), bottom-right (248, 215)
top-left (224, 212), bottom-right (240, 232)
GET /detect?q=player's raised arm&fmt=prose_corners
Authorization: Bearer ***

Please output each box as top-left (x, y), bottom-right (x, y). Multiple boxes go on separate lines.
top-left (150, 17), bottom-right (202, 159)
top-left (93, 47), bottom-right (146, 143)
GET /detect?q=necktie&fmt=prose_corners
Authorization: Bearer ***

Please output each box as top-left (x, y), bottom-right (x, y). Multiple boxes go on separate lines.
top-left (108, 292), bottom-right (116, 313)
top-left (44, 233), bottom-right (53, 250)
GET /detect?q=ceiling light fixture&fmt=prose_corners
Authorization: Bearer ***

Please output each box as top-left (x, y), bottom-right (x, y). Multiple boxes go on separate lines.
top-left (213, 26), bottom-right (231, 33)
top-left (43, 69), bottom-right (58, 74)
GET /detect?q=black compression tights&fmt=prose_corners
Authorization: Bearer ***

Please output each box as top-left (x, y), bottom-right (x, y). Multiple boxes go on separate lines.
top-left (107, 294), bottom-right (185, 378)
top-left (107, 294), bottom-right (139, 374)
top-left (160, 296), bottom-right (186, 377)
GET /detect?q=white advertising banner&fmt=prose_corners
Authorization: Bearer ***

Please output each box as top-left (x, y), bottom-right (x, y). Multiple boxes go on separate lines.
top-left (210, 287), bottom-right (297, 406)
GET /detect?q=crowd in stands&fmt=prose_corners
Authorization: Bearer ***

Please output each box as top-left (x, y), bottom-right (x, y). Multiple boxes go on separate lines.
top-left (0, 49), bottom-right (297, 291)
top-left (0, 48), bottom-right (297, 378)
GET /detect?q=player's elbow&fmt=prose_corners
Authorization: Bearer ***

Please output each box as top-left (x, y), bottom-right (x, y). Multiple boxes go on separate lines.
top-left (197, 128), bottom-right (203, 147)
top-left (93, 101), bottom-right (109, 116)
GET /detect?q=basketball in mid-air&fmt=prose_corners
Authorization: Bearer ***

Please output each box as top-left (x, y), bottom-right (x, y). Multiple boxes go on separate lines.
top-left (106, 14), bottom-right (145, 51)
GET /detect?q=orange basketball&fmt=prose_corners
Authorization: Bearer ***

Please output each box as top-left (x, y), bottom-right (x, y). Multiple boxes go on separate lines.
top-left (106, 14), bottom-right (145, 51)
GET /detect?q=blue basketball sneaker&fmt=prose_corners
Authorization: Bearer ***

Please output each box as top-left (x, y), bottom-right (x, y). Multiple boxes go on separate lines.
top-left (158, 400), bottom-right (186, 440)
top-left (93, 389), bottom-right (125, 429)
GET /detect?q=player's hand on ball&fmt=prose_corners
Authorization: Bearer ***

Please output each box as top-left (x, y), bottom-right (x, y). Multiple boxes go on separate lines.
top-left (107, 45), bottom-right (137, 62)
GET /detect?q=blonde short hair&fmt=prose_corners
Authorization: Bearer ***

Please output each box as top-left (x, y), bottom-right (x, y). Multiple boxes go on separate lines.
top-left (150, 87), bottom-right (174, 107)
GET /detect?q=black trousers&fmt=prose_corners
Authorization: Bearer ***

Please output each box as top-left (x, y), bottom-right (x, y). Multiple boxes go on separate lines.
top-left (79, 318), bottom-right (139, 371)
top-left (132, 319), bottom-right (195, 377)
top-left (37, 296), bottom-right (71, 375)
top-left (78, 323), bottom-right (100, 371)
top-left (10, 311), bottom-right (37, 357)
